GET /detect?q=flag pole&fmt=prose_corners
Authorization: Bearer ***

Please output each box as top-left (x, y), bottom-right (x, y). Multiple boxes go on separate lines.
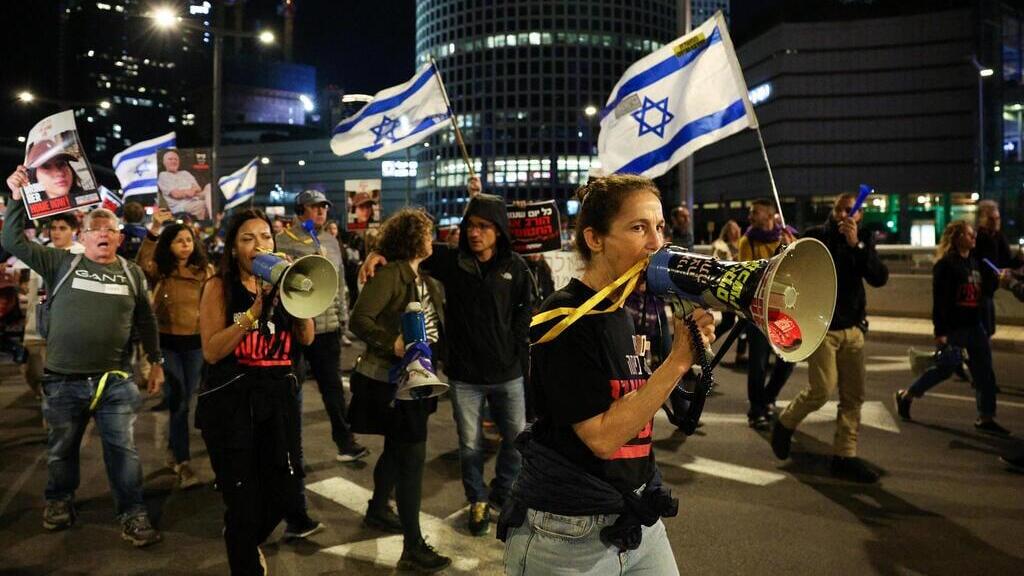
top-left (753, 126), bottom-right (787, 230)
top-left (429, 56), bottom-right (476, 179)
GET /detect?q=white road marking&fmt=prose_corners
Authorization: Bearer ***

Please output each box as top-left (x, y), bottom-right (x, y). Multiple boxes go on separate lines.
top-left (792, 356), bottom-right (910, 373)
top-left (307, 476), bottom-right (502, 572)
top-left (921, 392), bottom-right (1024, 410)
top-left (775, 400), bottom-right (900, 433)
top-left (661, 456), bottom-right (786, 486)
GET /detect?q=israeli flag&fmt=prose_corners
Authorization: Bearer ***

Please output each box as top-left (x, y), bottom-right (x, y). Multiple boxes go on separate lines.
top-left (598, 12), bottom-right (756, 178)
top-left (112, 132), bottom-right (176, 197)
top-left (219, 157), bottom-right (259, 209)
top-left (330, 63), bottom-right (452, 160)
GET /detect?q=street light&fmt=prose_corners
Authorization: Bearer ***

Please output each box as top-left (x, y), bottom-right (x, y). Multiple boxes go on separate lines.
top-left (299, 94), bottom-right (315, 112)
top-left (972, 57), bottom-right (993, 198)
top-left (583, 105), bottom-right (598, 117)
top-left (17, 91), bottom-right (35, 103)
top-left (150, 5), bottom-right (276, 213)
top-left (260, 156), bottom-right (270, 165)
top-left (99, 100), bottom-right (111, 110)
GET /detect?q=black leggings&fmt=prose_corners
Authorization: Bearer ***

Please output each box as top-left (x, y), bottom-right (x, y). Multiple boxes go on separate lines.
top-left (370, 436), bottom-right (427, 545)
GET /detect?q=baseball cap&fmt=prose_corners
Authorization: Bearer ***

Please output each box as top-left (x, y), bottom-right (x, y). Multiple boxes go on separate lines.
top-left (295, 189), bottom-right (333, 208)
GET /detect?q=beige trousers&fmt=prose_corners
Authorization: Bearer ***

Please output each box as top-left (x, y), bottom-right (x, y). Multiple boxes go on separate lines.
top-left (779, 327), bottom-right (866, 457)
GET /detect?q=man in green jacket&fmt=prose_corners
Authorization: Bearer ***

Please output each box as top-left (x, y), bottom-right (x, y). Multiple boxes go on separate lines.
top-left (4, 165), bottom-right (164, 547)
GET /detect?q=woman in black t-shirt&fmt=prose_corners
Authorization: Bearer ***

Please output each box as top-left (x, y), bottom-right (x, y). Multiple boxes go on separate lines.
top-left (896, 221), bottom-right (1007, 435)
top-left (501, 175), bottom-right (715, 575)
top-left (195, 210), bottom-right (315, 576)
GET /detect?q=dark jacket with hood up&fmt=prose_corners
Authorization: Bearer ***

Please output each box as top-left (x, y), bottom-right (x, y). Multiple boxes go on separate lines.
top-left (422, 194), bottom-right (534, 384)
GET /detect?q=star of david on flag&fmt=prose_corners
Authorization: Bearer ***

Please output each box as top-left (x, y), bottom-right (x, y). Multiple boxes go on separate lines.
top-left (112, 132), bottom-right (176, 198)
top-left (632, 96), bottom-right (675, 138)
top-left (331, 63), bottom-right (453, 160)
top-left (598, 12), bottom-right (757, 179)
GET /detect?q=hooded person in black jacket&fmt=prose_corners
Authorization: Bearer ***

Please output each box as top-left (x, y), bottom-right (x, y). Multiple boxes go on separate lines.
top-left (361, 191), bottom-right (534, 537)
top-left (771, 193), bottom-right (889, 484)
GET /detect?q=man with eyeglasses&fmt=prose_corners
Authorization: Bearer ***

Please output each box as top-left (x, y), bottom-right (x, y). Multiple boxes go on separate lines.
top-left (361, 179), bottom-right (534, 537)
top-left (4, 165), bottom-right (165, 547)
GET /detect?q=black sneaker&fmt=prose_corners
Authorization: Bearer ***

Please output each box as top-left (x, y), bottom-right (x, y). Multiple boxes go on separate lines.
top-left (121, 513), bottom-right (162, 547)
top-left (748, 414), bottom-right (771, 431)
top-left (975, 419), bottom-right (1011, 436)
top-left (467, 502), bottom-right (489, 536)
top-left (336, 440), bottom-right (370, 463)
top-left (283, 515), bottom-right (325, 540)
top-left (363, 500), bottom-right (403, 534)
top-left (894, 389), bottom-right (912, 421)
top-left (42, 499), bottom-right (76, 531)
top-left (770, 420), bottom-right (794, 460)
top-left (397, 538), bottom-right (451, 573)
top-left (830, 456), bottom-right (879, 484)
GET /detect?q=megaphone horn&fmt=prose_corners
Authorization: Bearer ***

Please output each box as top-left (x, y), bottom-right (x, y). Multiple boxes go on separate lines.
top-left (251, 250), bottom-right (339, 319)
top-left (394, 303), bottom-right (449, 401)
top-left (646, 238), bottom-right (838, 363)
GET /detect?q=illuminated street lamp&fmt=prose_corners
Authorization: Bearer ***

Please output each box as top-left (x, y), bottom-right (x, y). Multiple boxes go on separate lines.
top-left (583, 105), bottom-right (598, 117)
top-left (150, 5), bottom-right (276, 211)
top-left (17, 91), bottom-right (35, 103)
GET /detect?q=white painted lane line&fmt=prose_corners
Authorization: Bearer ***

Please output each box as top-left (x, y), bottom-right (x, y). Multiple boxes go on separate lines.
top-left (307, 476), bottom-right (502, 572)
top-left (661, 456), bottom-right (786, 486)
top-left (922, 392), bottom-right (1024, 410)
top-left (775, 401), bottom-right (900, 433)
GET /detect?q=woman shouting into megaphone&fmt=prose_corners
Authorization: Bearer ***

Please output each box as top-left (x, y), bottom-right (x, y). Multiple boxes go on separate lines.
top-left (195, 210), bottom-right (314, 575)
top-left (498, 175), bottom-right (715, 575)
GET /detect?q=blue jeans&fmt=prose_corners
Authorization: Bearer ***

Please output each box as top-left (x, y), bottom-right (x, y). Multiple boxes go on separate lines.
top-left (449, 378), bottom-right (526, 504)
top-left (163, 346), bottom-right (204, 464)
top-left (908, 323), bottom-right (997, 418)
top-left (504, 509), bottom-right (679, 575)
top-left (41, 372), bottom-right (146, 518)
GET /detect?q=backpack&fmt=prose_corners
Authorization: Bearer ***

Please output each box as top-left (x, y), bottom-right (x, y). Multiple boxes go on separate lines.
top-left (37, 254), bottom-right (139, 339)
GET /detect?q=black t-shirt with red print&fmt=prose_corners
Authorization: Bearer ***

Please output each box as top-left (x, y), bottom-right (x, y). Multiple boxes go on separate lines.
top-left (530, 278), bottom-right (656, 494)
top-left (932, 253), bottom-right (983, 337)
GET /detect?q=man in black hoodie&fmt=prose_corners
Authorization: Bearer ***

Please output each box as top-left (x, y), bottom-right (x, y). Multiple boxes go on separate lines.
top-left (362, 193), bottom-right (533, 537)
top-left (770, 193), bottom-right (889, 483)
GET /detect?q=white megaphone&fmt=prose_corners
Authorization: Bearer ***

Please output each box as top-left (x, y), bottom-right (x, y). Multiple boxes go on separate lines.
top-left (251, 250), bottom-right (339, 319)
top-left (646, 238), bottom-right (838, 363)
top-left (394, 302), bottom-right (449, 401)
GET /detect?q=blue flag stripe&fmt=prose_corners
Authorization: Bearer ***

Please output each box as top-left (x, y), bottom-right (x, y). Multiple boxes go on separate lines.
top-left (123, 178), bottom-right (159, 192)
top-left (362, 112), bottom-right (451, 154)
top-left (112, 138), bottom-right (176, 170)
top-left (601, 27), bottom-right (723, 120)
top-left (615, 99), bottom-right (747, 176)
top-left (332, 66), bottom-right (439, 137)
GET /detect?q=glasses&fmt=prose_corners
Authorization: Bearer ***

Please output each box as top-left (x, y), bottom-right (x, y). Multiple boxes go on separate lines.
top-left (85, 227), bottom-right (120, 235)
top-left (465, 222), bottom-right (495, 232)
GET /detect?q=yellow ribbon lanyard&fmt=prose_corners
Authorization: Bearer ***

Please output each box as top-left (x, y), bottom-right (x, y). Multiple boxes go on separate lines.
top-left (89, 371), bottom-right (129, 412)
top-left (530, 258), bottom-right (648, 346)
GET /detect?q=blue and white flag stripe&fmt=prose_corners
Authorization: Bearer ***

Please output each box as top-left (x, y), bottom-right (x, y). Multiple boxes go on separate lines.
top-left (219, 157), bottom-right (259, 209)
top-left (111, 132), bottom-right (176, 197)
top-left (598, 12), bottom-right (756, 179)
top-left (330, 63), bottom-right (453, 159)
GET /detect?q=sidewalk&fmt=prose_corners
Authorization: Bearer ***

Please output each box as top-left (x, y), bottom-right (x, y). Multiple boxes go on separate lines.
top-left (867, 315), bottom-right (1024, 352)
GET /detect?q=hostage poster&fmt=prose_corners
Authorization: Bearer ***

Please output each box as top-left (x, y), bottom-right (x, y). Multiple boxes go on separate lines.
top-left (508, 200), bottom-right (562, 254)
top-left (345, 179), bottom-right (381, 231)
top-left (157, 148), bottom-right (212, 220)
top-left (20, 110), bottom-right (100, 219)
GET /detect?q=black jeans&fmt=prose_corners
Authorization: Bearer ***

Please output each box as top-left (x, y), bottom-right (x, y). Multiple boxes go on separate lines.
top-left (295, 330), bottom-right (354, 452)
top-left (746, 325), bottom-right (794, 419)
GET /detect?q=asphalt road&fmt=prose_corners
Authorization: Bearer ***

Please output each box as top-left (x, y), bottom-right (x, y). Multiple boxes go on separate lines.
top-left (0, 337), bottom-right (1021, 575)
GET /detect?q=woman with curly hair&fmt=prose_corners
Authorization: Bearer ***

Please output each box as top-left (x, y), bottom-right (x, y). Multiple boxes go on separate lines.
top-left (895, 220), bottom-right (1008, 435)
top-left (137, 207), bottom-right (213, 489)
top-left (348, 208), bottom-right (451, 572)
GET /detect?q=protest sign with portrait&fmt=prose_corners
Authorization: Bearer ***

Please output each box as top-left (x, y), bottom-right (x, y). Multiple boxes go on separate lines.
top-left (345, 179), bottom-right (381, 231)
top-left (508, 200), bottom-right (562, 254)
top-left (157, 148), bottom-right (212, 220)
top-left (20, 110), bottom-right (100, 219)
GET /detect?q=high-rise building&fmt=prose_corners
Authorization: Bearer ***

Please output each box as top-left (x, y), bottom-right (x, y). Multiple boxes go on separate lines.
top-left (57, 0), bottom-right (213, 170)
top-left (414, 0), bottom-right (681, 221)
top-left (691, 0), bottom-right (730, 25)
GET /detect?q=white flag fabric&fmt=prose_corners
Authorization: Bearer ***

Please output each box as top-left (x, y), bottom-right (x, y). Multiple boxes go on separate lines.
top-left (219, 157), bottom-right (259, 209)
top-left (112, 132), bottom-right (176, 197)
top-left (598, 12), bottom-right (756, 178)
top-left (330, 63), bottom-right (452, 160)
